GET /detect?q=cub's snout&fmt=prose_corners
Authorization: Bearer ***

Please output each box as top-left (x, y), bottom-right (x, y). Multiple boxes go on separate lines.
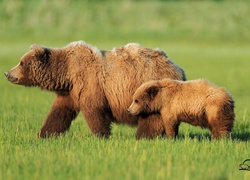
top-left (127, 103), bottom-right (140, 116)
top-left (127, 108), bottom-right (131, 113)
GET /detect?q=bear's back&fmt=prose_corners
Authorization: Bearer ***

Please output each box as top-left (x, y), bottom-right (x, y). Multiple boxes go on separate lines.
top-left (100, 43), bottom-right (185, 125)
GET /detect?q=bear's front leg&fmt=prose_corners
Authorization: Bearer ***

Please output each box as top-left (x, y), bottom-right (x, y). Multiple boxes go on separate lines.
top-left (136, 114), bottom-right (165, 139)
top-left (38, 95), bottom-right (79, 138)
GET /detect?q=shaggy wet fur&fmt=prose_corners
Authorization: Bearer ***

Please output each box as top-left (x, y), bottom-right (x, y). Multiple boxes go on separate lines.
top-left (128, 79), bottom-right (235, 139)
top-left (5, 41), bottom-right (186, 139)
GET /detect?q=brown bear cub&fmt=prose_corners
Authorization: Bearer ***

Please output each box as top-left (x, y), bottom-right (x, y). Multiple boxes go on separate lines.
top-left (128, 78), bottom-right (235, 139)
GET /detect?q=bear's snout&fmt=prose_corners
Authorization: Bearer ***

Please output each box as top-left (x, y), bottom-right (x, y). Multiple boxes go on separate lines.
top-left (127, 107), bottom-right (135, 115)
top-left (4, 71), bottom-right (9, 78)
top-left (127, 105), bottom-right (139, 116)
top-left (4, 71), bottom-right (18, 83)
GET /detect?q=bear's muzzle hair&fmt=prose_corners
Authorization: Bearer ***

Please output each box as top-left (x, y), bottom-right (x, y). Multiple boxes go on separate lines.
top-left (4, 71), bottom-right (18, 83)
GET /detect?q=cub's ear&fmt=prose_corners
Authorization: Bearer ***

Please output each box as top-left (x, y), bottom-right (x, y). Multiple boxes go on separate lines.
top-left (146, 85), bottom-right (159, 100)
top-left (30, 44), bottom-right (51, 64)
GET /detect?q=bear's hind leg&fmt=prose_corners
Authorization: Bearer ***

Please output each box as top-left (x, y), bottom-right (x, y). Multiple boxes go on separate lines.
top-left (207, 104), bottom-right (234, 140)
top-left (136, 114), bottom-right (165, 139)
top-left (211, 129), bottom-right (231, 139)
top-left (210, 119), bottom-right (234, 139)
top-left (38, 95), bottom-right (79, 138)
top-left (83, 108), bottom-right (113, 138)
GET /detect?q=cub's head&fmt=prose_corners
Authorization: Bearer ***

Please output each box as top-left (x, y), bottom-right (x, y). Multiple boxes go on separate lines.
top-left (128, 80), bottom-right (161, 116)
top-left (4, 44), bottom-right (51, 87)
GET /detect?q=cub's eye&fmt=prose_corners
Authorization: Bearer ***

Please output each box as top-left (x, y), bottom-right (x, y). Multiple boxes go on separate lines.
top-left (20, 61), bottom-right (23, 66)
top-left (135, 99), bottom-right (139, 103)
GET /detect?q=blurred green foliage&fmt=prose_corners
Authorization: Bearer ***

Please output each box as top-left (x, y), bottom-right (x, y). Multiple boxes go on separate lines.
top-left (0, 0), bottom-right (249, 44)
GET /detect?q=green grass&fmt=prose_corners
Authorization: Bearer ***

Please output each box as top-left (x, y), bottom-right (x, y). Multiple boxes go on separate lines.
top-left (1, 1), bottom-right (250, 180)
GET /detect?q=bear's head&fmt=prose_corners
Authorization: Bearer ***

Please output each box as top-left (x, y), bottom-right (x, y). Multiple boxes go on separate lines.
top-left (4, 44), bottom-right (72, 94)
top-left (128, 80), bottom-right (161, 116)
top-left (4, 45), bottom-right (50, 86)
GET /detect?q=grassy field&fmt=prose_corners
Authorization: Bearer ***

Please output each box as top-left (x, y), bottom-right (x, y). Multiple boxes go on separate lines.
top-left (0, 0), bottom-right (250, 180)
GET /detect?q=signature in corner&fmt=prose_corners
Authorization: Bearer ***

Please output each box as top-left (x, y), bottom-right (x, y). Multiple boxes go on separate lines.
top-left (239, 159), bottom-right (250, 171)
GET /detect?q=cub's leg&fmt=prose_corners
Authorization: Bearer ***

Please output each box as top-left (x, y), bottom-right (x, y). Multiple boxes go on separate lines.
top-left (38, 95), bottom-right (79, 138)
top-left (211, 127), bottom-right (231, 139)
top-left (210, 118), bottom-right (234, 139)
top-left (207, 103), bottom-right (234, 139)
top-left (162, 114), bottom-right (180, 138)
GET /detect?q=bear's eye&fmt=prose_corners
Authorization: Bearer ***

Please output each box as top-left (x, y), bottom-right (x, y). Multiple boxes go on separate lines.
top-left (20, 61), bottom-right (24, 66)
top-left (135, 99), bottom-right (139, 103)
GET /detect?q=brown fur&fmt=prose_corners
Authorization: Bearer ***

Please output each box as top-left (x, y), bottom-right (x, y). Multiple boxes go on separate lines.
top-left (128, 79), bottom-right (235, 139)
top-left (5, 41), bottom-right (185, 139)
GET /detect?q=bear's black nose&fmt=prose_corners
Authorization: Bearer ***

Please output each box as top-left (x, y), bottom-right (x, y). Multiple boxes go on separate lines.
top-left (4, 72), bottom-right (9, 78)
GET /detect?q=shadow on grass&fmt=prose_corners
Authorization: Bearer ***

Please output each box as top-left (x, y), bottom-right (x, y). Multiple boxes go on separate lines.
top-left (176, 131), bottom-right (250, 142)
top-left (231, 131), bottom-right (250, 141)
top-left (176, 132), bottom-right (211, 141)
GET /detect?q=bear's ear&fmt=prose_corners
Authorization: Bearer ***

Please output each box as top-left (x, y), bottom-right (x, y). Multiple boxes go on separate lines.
top-left (39, 47), bottom-right (51, 64)
top-left (30, 44), bottom-right (51, 64)
top-left (146, 85), bottom-right (159, 100)
top-left (30, 44), bottom-right (41, 51)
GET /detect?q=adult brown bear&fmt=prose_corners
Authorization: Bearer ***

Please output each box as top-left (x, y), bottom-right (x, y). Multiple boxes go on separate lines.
top-left (5, 41), bottom-right (186, 139)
